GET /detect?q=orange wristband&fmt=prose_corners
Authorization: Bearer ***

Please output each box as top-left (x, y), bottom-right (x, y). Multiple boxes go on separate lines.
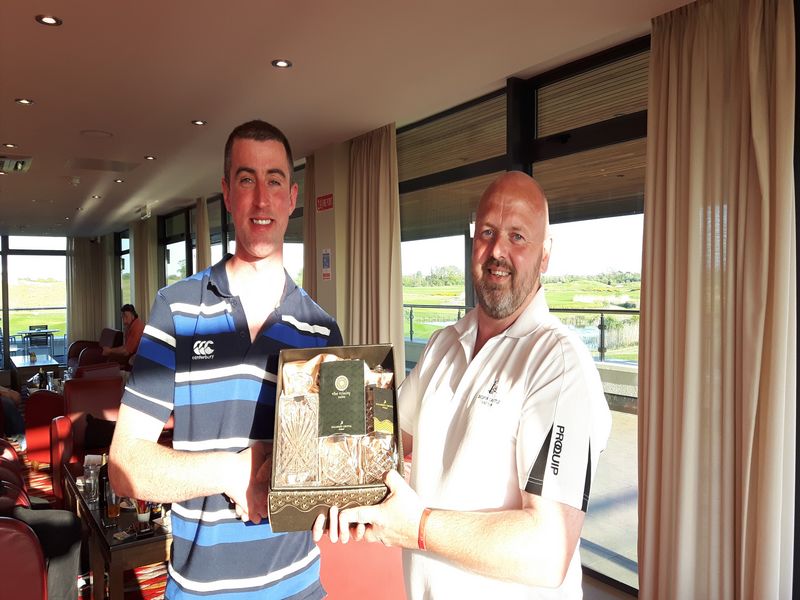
top-left (418, 508), bottom-right (432, 551)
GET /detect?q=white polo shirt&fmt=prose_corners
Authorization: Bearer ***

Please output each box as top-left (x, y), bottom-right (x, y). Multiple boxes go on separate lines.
top-left (398, 288), bottom-right (611, 600)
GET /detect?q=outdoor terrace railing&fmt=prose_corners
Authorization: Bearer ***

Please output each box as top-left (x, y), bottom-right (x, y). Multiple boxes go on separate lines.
top-left (403, 303), bottom-right (640, 363)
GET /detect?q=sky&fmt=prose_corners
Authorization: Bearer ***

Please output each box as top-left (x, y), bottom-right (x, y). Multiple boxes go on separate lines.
top-left (401, 214), bottom-right (643, 277)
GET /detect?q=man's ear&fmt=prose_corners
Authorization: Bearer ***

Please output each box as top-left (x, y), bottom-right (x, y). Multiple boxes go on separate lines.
top-left (221, 177), bottom-right (232, 213)
top-left (540, 237), bottom-right (552, 274)
top-left (288, 182), bottom-right (298, 213)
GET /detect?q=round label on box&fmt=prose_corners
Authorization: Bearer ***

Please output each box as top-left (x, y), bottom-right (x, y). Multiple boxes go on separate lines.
top-left (334, 375), bottom-right (349, 392)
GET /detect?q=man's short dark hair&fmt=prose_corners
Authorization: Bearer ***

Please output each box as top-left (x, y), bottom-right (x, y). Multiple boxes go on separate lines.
top-left (223, 120), bottom-right (294, 183)
top-left (121, 304), bottom-right (138, 319)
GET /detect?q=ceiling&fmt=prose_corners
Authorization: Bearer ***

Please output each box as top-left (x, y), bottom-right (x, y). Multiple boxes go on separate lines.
top-left (0, 0), bottom-right (691, 237)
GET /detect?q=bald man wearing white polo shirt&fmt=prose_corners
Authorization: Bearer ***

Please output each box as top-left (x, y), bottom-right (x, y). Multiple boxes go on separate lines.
top-left (318, 171), bottom-right (611, 599)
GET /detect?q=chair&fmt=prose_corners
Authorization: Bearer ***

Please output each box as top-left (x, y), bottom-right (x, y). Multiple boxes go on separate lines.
top-left (24, 390), bottom-right (66, 467)
top-left (26, 325), bottom-right (53, 356)
top-left (77, 345), bottom-right (109, 367)
top-left (49, 416), bottom-right (78, 509)
top-left (62, 376), bottom-right (124, 463)
top-left (74, 362), bottom-right (121, 379)
top-left (66, 327), bottom-right (123, 369)
top-left (0, 516), bottom-right (47, 600)
top-left (0, 438), bottom-right (20, 463)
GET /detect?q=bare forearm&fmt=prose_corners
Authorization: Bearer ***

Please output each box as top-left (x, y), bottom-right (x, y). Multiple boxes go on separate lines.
top-left (109, 436), bottom-right (242, 504)
top-left (423, 508), bottom-right (576, 588)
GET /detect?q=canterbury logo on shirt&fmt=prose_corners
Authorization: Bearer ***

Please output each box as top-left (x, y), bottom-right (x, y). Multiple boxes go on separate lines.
top-left (192, 340), bottom-right (215, 360)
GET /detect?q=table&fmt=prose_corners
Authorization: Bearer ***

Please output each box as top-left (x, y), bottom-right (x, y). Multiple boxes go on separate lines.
top-left (64, 469), bottom-right (171, 600)
top-left (15, 329), bottom-right (59, 354)
top-left (10, 354), bottom-right (60, 390)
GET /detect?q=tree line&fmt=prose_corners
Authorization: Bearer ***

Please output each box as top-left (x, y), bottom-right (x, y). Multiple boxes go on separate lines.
top-left (402, 267), bottom-right (641, 288)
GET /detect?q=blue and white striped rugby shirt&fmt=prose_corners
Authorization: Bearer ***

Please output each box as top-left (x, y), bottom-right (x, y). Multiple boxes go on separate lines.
top-left (122, 255), bottom-right (342, 600)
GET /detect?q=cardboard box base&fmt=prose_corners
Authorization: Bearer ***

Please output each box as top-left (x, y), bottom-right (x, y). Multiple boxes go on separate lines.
top-left (269, 485), bottom-right (389, 533)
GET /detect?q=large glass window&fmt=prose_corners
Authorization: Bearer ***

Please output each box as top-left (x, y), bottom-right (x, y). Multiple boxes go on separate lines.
top-left (542, 215), bottom-right (641, 589)
top-left (396, 40), bottom-right (648, 593)
top-left (3, 240), bottom-right (67, 364)
top-left (165, 240), bottom-right (187, 286)
top-left (118, 230), bottom-right (131, 306)
top-left (401, 235), bottom-right (467, 345)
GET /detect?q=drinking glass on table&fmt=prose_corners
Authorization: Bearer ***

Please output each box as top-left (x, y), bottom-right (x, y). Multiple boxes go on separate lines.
top-left (135, 499), bottom-right (151, 525)
top-left (83, 464), bottom-right (100, 502)
top-left (104, 480), bottom-right (120, 526)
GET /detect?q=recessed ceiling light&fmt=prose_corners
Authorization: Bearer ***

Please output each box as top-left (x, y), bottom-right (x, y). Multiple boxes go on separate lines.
top-left (65, 216), bottom-right (70, 221)
top-left (0, 171), bottom-right (6, 176)
top-left (144, 155), bottom-right (156, 161)
top-left (271, 59), bottom-right (293, 69)
top-left (190, 119), bottom-right (207, 126)
top-left (35, 14), bottom-right (63, 26)
top-left (80, 129), bottom-right (113, 139)
top-left (114, 178), bottom-right (124, 183)
top-left (91, 194), bottom-right (101, 199)
top-left (3, 143), bottom-right (17, 149)
top-left (15, 98), bottom-right (34, 105)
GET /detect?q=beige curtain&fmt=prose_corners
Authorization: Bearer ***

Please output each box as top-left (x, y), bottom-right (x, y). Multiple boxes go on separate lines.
top-left (130, 218), bottom-right (159, 323)
top-left (194, 197), bottom-right (211, 273)
top-left (66, 237), bottom-right (112, 342)
top-left (639, 0), bottom-right (796, 598)
top-left (302, 156), bottom-right (318, 299)
top-left (348, 124), bottom-right (405, 375)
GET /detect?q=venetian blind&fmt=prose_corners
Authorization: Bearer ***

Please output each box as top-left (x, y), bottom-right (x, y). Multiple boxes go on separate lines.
top-left (537, 51), bottom-right (649, 137)
top-left (397, 94), bottom-right (506, 182)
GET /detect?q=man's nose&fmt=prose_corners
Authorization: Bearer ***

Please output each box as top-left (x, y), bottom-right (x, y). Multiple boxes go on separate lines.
top-left (254, 181), bottom-right (269, 206)
top-left (488, 236), bottom-right (507, 260)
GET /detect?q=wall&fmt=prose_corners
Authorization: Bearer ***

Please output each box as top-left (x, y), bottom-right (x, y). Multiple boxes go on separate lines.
top-left (312, 140), bottom-right (351, 339)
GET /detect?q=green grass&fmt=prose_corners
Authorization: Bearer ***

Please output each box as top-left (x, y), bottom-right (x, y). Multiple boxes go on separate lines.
top-left (402, 279), bottom-right (641, 361)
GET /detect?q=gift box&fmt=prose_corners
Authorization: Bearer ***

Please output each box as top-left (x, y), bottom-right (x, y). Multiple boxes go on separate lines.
top-left (268, 344), bottom-right (403, 533)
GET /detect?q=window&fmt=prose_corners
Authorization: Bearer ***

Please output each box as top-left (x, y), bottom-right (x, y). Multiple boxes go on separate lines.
top-left (395, 38), bottom-right (649, 593)
top-left (2, 237), bottom-right (68, 366)
top-left (542, 215), bottom-right (641, 589)
top-left (118, 230), bottom-right (131, 306)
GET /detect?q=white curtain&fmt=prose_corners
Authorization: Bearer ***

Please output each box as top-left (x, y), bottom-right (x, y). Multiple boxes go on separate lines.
top-left (66, 237), bottom-right (112, 342)
top-left (194, 197), bottom-right (212, 273)
top-left (347, 124), bottom-right (406, 376)
top-left (639, 0), bottom-right (795, 597)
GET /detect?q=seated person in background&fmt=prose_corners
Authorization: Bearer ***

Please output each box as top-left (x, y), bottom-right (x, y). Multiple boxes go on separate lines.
top-left (102, 304), bottom-right (145, 367)
top-left (0, 385), bottom-right (24, 440)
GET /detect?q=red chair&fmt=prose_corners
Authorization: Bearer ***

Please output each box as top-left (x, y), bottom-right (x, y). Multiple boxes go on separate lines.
top-left (63, 376), bottom-right (124, 463)
top-left (0, 516), bottom-right (47, 600)
top-left (0, 438), bottom-right (20, 462)
top-left (24, 390), bottom-right (66, 467)
top-left (0, 457), bottom-right (26, 492)
top-left (49, 416), bottom-right (79, 509)
top-left (66, 327), bottom-right (122, 369)
top-left (74, 362), bottom-right (121, 379)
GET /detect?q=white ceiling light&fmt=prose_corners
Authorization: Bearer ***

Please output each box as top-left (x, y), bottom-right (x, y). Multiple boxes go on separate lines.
top-left (190, 119), bottom-right (207, 126)
top-left (35, 15), bottom-right (63, 26)
top-left (144, 155), bottom-right (157, 160)
top-left (271, 59), bottom-right (293, 68)
top-left (3, 143), bottom-right (17, 149)
top-left (15, 98), bottom-right (34, 105)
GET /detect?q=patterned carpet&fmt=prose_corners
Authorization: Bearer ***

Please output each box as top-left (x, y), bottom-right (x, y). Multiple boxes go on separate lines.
top-left (11, 439), bottom-right (169, 600)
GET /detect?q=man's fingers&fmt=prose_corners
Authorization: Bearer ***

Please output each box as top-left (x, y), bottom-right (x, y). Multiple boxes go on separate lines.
top-left (312, 513), bottom-right (326, 543)
top-left (384, 468), bottom-right (404, 490)
top-left (328, 505), bottom-right (340, 543)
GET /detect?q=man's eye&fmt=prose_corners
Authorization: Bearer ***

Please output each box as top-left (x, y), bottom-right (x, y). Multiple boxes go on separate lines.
top-left (512, 233), bottom-right (525, 242)
top-left (239, 176), bottom-right (254, 185)
top-left (480, 229), bottom-right (494, 238)
top-left (268, 179), bottom-right (281, 186)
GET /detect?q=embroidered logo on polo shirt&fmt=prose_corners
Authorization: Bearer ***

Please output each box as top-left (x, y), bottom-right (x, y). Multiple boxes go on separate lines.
top-left (475, 378), bottom-right (501, 407)
top-left (192, 340), bottom-right (215, 360)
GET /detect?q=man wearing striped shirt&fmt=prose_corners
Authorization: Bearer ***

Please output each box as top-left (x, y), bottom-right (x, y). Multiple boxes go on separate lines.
top-left (110, 120), bottom-right (342, 599)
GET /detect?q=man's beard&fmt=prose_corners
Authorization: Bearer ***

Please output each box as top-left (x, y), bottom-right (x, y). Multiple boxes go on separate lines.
top-left (474, 258), bottom-right (537, 320)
